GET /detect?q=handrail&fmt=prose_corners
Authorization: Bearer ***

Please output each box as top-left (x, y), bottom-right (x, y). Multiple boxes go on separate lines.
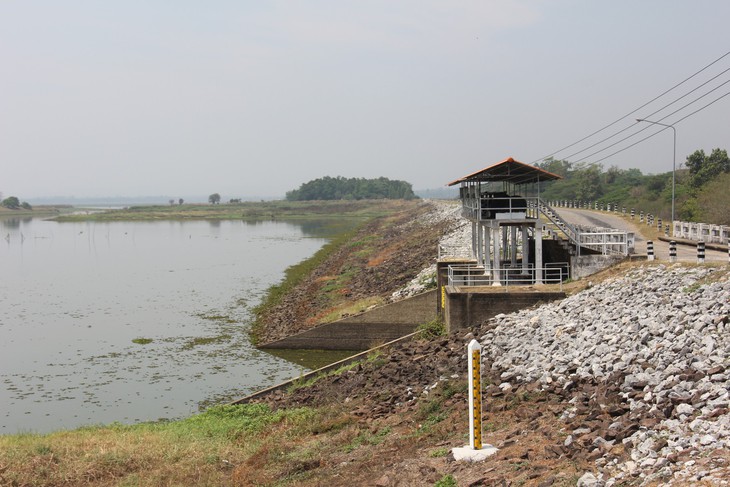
top-left (537, 199), bottom-right (629, 256)
top-left (446, 263), bottom-right (566, 290)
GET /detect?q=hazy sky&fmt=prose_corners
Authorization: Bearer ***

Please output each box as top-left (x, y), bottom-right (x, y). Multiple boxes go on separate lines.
top-left (2, 1), bottom-right (729, 200)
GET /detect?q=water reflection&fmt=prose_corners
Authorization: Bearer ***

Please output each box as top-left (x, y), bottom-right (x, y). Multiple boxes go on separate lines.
top-left (0, 217), bottom-right (345, 434)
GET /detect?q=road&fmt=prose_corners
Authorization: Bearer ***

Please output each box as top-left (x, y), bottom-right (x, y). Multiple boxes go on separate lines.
top-left (554, 208), bottom-right (728, 263)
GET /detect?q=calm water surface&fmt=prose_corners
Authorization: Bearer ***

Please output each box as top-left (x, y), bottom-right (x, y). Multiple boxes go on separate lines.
top-left (0, 216), bottom-right (336, 434)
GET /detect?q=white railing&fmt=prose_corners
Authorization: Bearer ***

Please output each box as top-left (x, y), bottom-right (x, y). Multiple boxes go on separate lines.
top-left (539, 200), bottom-right (630, 256)
top-left (575, 228), bottom-right (633, 255)
top-left (446, 263), bottom-right (568, 289)
top-left (673, 221), bottom-right (729, 245)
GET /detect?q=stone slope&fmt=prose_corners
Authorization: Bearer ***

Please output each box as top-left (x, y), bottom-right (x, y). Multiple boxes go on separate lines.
top-left (481, 264), bottom-right (730, 485)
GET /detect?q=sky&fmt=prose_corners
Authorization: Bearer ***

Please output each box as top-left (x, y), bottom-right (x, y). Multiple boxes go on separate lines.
top-left (1, 1), bottom-right (729, 201)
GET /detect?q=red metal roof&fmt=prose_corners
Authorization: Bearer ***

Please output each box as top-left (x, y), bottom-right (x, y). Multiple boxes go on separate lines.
top-left (447, 157), bottom-right (563, 186)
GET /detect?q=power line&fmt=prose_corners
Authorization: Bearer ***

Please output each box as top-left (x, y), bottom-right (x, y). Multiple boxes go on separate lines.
top-left (531, 49), bottom-right (730, 164)
top-left (569, 76), bottom-right (730, 162)
top-left (588, 89), bottom-right (730, 165)
top-left (560, 66), bottom-right (730, 161)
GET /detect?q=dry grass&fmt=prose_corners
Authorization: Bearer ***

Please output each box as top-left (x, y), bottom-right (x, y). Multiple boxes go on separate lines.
top-left (0, 404), bottom-right (326, 487)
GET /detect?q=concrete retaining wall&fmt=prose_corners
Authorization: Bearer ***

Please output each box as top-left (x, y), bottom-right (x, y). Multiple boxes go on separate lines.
top-left (570, 254), bottom-right (627, 279)
top-left (445, 287), bottom-right (565, 331)
top-left (259, 290), bottom-right (438, 350)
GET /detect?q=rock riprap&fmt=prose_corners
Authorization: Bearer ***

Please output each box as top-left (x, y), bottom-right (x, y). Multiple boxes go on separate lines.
top-left (480, 264), bottom-right (730, 485)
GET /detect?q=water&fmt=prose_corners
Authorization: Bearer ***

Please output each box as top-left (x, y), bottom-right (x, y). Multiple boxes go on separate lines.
top-left (0, 216), bottom-right (341, 434)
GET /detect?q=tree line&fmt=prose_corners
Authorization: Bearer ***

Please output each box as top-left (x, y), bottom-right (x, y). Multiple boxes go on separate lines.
top-left (285, 176), bottom-right (418, 201)
top-left (536, 147), bottom-right (730, 225)
top-left (1, 196), bottom-right (32, 210)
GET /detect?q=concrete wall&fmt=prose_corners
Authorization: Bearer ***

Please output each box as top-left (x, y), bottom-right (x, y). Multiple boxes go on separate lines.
top-left (445, 287), bottom-right (565, 331)
top-left (570, 254), bottom-right (627, 279)
top-left (259, 290), bottom-right (437, 350)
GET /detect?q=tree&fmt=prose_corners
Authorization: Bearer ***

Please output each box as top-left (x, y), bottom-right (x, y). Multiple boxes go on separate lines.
top-left (169, 199), bottom-right (175, 206)
top-left (178, 198), bottom-right (184, 205)
top-left (1, 196), bottom-right (20, 209)
top-left (21, 202), bottom-right (32, 210)
top-left (208, 193), bottom-right (221, 204)
top-left (696, 172), bottom-right (730, 225)
top-left (285, 176), bottom-right (418, 201)
top-left (536, 157), bottom-right (573, 177)
top-left (574, 164), bottom-right (603, 201)
top-left (685, 148), bottom-right (730, 188)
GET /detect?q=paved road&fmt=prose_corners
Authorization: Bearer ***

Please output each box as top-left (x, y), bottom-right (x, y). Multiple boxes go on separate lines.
top-left (554, 208), bottom-right (728, 263)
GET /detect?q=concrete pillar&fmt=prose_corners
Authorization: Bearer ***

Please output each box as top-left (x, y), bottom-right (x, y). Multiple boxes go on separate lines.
top-left (521, 226), bottom-right (530, 274)
top-left (492, 226), bottom-right (501, 286)
top-left (535, 225), bottom-right (543, 284)
top-left (484, 225), bottom-right (491, 275)
top-left (476, 222), bottom-right (483, 267)
top-left (510, 226), bottom-right (517, 267)
top-left (501, 226), bottom-right (508, 260)
top-left (471, 221), bottom-right (477, 260)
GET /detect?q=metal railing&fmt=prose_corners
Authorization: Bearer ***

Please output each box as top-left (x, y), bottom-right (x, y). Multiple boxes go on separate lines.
top-left (446, 263), bottom-right (568, 289)
top-left (460, 194), bottom-right (540, 221)
top-left (538, 199), bottom-right (630, 256)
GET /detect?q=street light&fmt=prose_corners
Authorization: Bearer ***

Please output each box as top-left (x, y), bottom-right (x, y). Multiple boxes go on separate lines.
top-left (636, 118), bottom-right (676, 233)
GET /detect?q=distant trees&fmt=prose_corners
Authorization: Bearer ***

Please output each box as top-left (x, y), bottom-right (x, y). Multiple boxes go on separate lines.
top-left (2, 196), bottom-right (20, 209)
top-left (536, 148), bottom-right (729, 223)
top-left (285, 176), bottom-right (418, 201)
top-left (1, 196), bottom-right (32, 210)
top-left (208, 193), bottom-right (221, 205)
top-left (178, 198), bottom-right (184, 205)
top-left (696, 173), bottom-right (730, 225)
top-left (685, 148), bottom-right (730, 188)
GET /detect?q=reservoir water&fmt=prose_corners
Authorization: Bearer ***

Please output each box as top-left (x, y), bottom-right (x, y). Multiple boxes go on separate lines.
top-left (0, 216), bottom-right (339, 434)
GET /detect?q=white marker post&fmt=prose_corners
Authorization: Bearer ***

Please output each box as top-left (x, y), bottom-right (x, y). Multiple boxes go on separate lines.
top-left (452, 339), bottom-right (498, 462)
top-left (469, 339), bottom-right (482, 450)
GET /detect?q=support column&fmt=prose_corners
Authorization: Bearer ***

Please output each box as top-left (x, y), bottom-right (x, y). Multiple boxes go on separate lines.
top-left (484, 224), bottom-right (492, 276)
top-left (521, 226), bottom-right (530, 274)
top-left (476, 222), bottom-right (483, 267)
top-left (535, 225), bottom-right (543, 284)
top-left (510, 226), bottom-right (517, 267)
top-left (492, 226), bottom-right (501, 286)
top-left (471, 222), bottom-right (477, 260)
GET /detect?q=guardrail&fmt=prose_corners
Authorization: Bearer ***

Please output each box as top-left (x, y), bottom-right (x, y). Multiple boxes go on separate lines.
top-left (673, 221), bottom-right (729, 245)
top-left (549, 200), bottom-right (729, 245)
top-left (539, 200), bottom-right (630, 256)
top-left (447, 263), bottom-right (568, 289)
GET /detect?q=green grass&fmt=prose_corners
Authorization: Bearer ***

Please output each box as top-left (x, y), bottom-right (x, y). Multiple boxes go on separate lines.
top-left (342, 426), bottom-right (392, 453)
top-left (434, 474), bottom-right (458, 487)
top-left (415, 317), bottom-right (446, 340)
top-left (131, 338), bottom-right (153, 345)
top-left (0, 403), bottom-right (320, 487)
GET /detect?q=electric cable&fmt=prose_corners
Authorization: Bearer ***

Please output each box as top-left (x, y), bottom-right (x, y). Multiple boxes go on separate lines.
top-left (531, 49), bottom-right (730, 164)
top-left (588, 89), bottom-right (730, 164)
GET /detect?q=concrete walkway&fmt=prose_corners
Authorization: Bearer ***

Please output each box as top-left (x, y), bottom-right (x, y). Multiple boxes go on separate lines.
top-left (554, 208), bottom-right (728, 263)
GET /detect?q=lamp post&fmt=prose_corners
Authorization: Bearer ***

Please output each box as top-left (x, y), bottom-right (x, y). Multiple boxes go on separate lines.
top-left (636, 118), bottom-right (676, 233)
